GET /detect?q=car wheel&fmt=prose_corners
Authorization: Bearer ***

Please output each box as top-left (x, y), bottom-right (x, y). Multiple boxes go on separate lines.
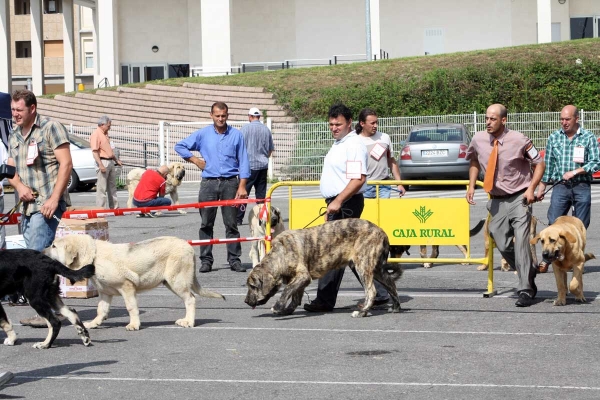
top-left (67, 171), bottom-right (80, 193)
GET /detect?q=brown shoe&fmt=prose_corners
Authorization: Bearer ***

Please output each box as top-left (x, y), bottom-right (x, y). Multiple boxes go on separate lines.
top-left (538, 261), bottom-right (549, 273)
top-left (20, 315), bottom-right (47, 328)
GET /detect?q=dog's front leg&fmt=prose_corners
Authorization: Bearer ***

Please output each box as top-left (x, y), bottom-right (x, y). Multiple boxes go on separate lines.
top-left (553, 266), bottom-right (568, 306)
top-left (272, 275), bottom-right (310, 315)
top-left (570, 262), bottom-right (586, 303)
top-left (0, 305), bottom-right (16, 346)
top-left (172, 190), bottom-right (186, 214)
top-left (85, 293), bottom-right (113, 329)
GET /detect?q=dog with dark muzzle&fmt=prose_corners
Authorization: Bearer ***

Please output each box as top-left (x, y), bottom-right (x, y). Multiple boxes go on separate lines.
top-left (245, 218), bottom-right (403, 318)
top-left (530, 215), bottom-right (595, 306)
top-left (248, 204), bottom-right (285, 267)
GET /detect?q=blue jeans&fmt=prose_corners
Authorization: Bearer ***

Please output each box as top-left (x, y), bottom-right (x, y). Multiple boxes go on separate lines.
top-left (547, 181), bottom-right (591, 229)
top-left (133, 197), bottom-right (172, 207)
top-left (198, 178), bottom-right (241, 267)
top-left (21, 201), bottom-right (66, 251)
top-left (363, 184), bottom-right (391, 199)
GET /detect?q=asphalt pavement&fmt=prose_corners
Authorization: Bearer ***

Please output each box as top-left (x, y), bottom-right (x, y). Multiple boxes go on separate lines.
top-left (2, 182), bottom-right (600, 400)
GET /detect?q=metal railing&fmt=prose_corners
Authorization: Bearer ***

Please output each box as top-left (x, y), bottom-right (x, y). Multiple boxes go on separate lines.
top-left (66, 111), bottom-right (600, 184)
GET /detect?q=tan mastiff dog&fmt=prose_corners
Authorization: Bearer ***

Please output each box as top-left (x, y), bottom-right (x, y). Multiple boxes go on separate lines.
top-left (530, 216), bottom-right (595, 306)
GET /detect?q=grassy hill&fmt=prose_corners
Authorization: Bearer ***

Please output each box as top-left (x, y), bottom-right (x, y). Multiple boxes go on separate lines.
top-left (110, 39), bottom-right (600, 121)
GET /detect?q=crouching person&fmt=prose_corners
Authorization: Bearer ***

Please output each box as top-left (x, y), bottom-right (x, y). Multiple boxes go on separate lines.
top-left (133, 165), bottom-right (171, 217)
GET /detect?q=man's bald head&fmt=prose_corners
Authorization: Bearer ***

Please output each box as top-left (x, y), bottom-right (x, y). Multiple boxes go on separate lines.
top-left (158, 165), bottom-right (169, 177)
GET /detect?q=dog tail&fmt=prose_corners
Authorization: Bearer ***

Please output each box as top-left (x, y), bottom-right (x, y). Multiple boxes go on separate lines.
top-left (384, 263), bottom-right (404, 281)
top-left (192, 279), bottom-right (226, 300)
top-left (52, 261), bottom-right (96, 285)
top-left (469, 218), bottom-right (486, 237)
top-left (585, 253), bottom-right (595, 262)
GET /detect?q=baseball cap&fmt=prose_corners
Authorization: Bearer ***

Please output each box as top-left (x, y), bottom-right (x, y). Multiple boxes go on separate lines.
top-left (248, 107), bottom-right (261, 116)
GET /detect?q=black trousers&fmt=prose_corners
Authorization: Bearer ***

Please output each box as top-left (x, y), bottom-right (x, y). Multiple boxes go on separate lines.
top-left (237, 168), bottom-right (268, 223)
top-left (313, 193), bottom-right (389, 308)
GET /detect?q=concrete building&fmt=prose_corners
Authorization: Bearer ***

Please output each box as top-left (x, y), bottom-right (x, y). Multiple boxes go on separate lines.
top-left (2, 0), bottom-right (600, 95)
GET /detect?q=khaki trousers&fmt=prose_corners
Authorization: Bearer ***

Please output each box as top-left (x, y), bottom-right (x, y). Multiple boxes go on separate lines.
top-left (96, 159), bottom-right (119, 209)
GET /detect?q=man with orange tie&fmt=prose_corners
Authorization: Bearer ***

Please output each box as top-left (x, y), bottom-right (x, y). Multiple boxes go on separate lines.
top-left (465, 104), bottom-right (545, 307)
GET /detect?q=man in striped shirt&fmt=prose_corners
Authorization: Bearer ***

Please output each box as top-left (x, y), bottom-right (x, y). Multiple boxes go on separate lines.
top-left (537, 105), bottom-right (600, 271)
top-left (236, 107), bottom-right (274, 225)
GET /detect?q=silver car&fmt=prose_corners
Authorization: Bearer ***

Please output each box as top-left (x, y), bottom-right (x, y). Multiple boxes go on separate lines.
top-left (398, 123), bottom-right (472, 182)
top-left (68, 135), bottom-right (97, 192)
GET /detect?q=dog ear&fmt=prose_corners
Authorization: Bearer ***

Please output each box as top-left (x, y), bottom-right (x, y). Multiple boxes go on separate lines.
top-left (261, 272), bottom-right (275, 296)
top-left (560, 231), bottom-right (577, 244)
top-left (530, 235), bottom-right (540, 245)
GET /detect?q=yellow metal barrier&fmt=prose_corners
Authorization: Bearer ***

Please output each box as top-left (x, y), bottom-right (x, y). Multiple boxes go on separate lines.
top-left (264, 180), bottom-right (496, 297)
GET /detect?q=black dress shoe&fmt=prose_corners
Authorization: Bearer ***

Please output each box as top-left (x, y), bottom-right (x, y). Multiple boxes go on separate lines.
top-left (230, 263), bottom-right (247, 272)
top-left (303, 301), bottom-right (333, 312)
top-left (515, 292), bottom-right (534, 307)
top-left (199, 263), bottom-right (212, 273)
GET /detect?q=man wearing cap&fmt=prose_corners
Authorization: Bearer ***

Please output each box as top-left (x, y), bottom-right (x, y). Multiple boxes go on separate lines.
top-left (90, 115), bottom-right (122, 209)
top-left (236, 107), bottom-right (274, 225)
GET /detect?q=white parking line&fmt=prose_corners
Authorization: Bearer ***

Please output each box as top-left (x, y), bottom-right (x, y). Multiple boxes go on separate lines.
top-left (11, 375), bottom-right (600, 391)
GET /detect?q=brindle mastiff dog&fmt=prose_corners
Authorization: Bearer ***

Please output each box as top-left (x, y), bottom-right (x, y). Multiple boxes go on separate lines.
top-left (245, 218), bottom-right (403, 318)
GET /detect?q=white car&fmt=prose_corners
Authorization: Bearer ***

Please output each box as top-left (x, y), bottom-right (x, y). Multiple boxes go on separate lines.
top-left (68, 135), bottom-right (97, 192)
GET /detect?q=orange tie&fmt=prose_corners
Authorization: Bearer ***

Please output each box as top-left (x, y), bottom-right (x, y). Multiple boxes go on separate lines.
top-left (483, 139), bottom-right (498, 193)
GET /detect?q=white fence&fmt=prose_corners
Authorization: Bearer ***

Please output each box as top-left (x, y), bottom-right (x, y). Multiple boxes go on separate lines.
top-left (68, 111), bottom-right (600, 183)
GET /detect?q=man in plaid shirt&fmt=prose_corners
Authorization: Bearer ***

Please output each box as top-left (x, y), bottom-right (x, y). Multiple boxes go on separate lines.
top-left (538, 105), bottom-right (600, 271)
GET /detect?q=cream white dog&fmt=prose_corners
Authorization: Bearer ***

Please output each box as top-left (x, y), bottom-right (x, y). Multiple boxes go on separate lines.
top-left (248, 204), bottom-right (286, 267)
top-left (126, 162), bottom-right (186, 214)
top-left (45, 235), bottom-right (225, 330)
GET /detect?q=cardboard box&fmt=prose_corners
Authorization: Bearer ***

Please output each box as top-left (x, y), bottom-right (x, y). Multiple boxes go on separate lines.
top-left (56, 217), bottom-right (109, 298)
top-left (5, 234), bottom-right (26, 249)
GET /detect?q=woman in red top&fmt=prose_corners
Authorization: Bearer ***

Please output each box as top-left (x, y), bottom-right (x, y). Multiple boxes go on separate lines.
top-left (132, 165), bottom-right (172, 209)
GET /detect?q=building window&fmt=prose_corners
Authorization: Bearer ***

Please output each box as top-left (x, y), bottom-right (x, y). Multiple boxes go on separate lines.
top-left (44, 40), bottom-right (64, 57)
top-left (570, 17), bottom-right (593, 40)
top-left (82, 39), bottom-right (94, 71)
top-left (15, 41), bottom-right (32, 58)
top-left (44, 0), bottom-right (62, 14)
top-left (14, 0), bottom-right (30, 15)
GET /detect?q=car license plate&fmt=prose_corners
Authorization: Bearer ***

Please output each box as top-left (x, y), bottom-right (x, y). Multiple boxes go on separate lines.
top-left (422, 150), bottom-right (448, 157)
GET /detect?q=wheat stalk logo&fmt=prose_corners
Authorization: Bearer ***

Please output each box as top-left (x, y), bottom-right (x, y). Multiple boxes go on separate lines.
top-left (413, 206), bottom-right (433, 223)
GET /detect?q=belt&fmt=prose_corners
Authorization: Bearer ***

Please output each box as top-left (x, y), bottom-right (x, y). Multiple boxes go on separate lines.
top-left (325, 193), bottom-right (363, 204)
top-left (204, 176), bottom-right (237, 181)
top-left (100, 157), bottom-right (113, 160)
top-left (489, 188), bottom-right (526, 199)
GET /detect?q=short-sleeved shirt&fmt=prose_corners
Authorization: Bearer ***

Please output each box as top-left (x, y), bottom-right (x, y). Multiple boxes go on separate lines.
top-left (466, 128), bottom-right (542, 196)
top-left (89, 126), bottom-right (115, 159)
top-left (9, 114), bottom-right (71, 215)
top-left (359, 131), bottom-right (393, 180)
top-left (174, 123), bottom-right (250, 179)
top-left (542, 126), bottom-right (600, 183)
top-left (241, 120), bottom-right (274, 171)
top-left (133, 169), bottom-right (166, 202)
top-left (320, 131), bottom-right (368, 198)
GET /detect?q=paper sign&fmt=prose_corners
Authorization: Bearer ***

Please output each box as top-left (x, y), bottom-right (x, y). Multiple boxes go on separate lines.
top-left (370, 143), bottom-right (387, 161)
top-left (26, 140), bottom-right (38, 166)
top-left (574, 146), bottom-right (585, 163)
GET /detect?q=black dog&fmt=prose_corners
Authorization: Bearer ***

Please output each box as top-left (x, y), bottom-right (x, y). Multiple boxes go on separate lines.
top-left (0, 249), bottom-right (95, 349)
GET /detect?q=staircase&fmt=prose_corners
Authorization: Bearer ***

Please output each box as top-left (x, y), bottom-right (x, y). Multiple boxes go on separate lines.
top-left (36, 82), bottom-right (295, 126)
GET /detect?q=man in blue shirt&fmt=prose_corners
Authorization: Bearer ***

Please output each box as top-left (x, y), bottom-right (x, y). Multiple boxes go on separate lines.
top-left (236, 107), bottom-right (274, 225)
top-left (175, 102), bottom-right (251, 273)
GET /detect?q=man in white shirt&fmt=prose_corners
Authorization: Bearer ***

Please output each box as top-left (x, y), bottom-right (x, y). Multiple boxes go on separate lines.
top-left (303, 104), bottom-right (390, 312)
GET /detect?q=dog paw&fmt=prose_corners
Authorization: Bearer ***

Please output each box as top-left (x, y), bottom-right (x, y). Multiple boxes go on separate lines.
top-left (84, 321), bottom-right (99, 329)
top-left (575, 296), bottom-right (587, 303)
top-left (125, 324), bottom-right (140, 331)
top-left (553, 298), bottom-right (566, 306)
top-left (476, 264), bottom-right (488, 271)
top-left (351, 310), bottom-right (368, 318)
top-left (82, 337), bottom-right (92, 347)
top-left (32, 342), bottom-right (50, 349)
top-left (178, 210), bottom-right (188, 215)
top-left (3, 338), bottom-right (15, 346)
top-left (273, 307), bottom-right (294, 316)
top-left (423, 263), bottom-right (433, 269)
top-left (175, 318), bottom-right (194, 328)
